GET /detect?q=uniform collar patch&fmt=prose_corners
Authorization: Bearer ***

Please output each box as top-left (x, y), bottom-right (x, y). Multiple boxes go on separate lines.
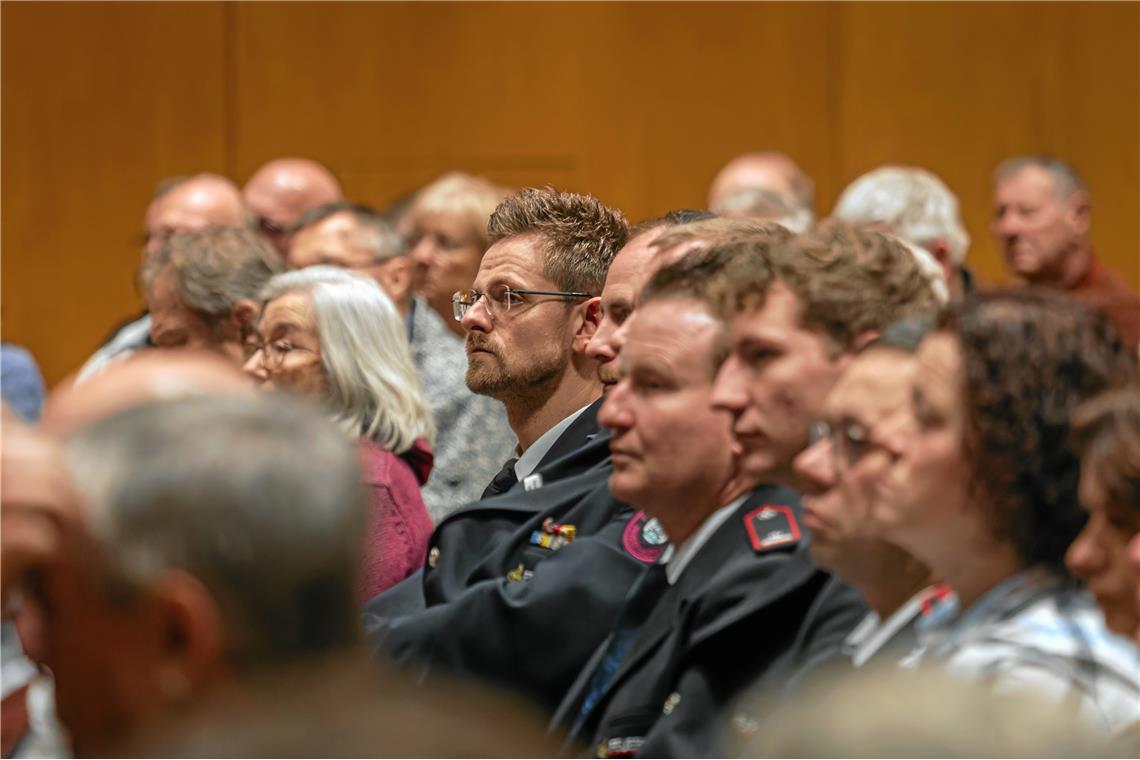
top-left (744, 504), bottom-right (801, 553)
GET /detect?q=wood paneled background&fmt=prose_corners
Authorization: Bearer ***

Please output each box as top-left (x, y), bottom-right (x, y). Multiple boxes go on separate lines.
top-left (4, 2), bottom-right (1137, 386)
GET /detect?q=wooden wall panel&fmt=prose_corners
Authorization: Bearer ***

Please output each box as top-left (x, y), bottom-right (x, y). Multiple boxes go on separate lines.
top-left (2, 2), bottom-right (228, 386)
top-left (227, 2), bottom-right (833, 219)
top-left (834, 2), bottom-right (1139, 286)
top-left (2, 2), bottom-right (1136, 388)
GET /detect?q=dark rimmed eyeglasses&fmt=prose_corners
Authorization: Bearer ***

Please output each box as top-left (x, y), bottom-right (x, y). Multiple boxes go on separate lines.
top-left (452, 286), bottom-right (592, 322)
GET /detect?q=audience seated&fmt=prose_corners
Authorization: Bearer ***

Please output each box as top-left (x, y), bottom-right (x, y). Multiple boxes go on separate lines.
top-left (992, 155), bottom-right (1140, 347)
top-left (288, 201), bottom-right (516, 518)
top-left (873, 289), bottom-right (1139, 733)
top-left (244, 267), bottom-right (435, 600)
top-left (9, 147), bottom-right (1140, 758)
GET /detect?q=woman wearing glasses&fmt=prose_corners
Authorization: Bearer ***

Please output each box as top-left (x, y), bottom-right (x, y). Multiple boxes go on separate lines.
top-left (244, 266), bottom-right (435, 601)
top-left (874, 289), bottom-right (1139, 734)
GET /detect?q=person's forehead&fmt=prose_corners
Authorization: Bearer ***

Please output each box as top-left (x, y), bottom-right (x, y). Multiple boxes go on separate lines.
top-left (827, 352), bottom-right (914, 421)
top-left (914, 333), bottom-right (960, 392)
top-left (604, 235), bottom-right (661, 298)
top-left (626, 299), bottom-right (718, 365)
top-left (263, 291), bottom-right (316, 327)
top-left (474, 235), bottom-right (551, 286)
top-left (730, 282), bottom-right (806, 340)
top-left (996, 166), bottom-right (1059, 200)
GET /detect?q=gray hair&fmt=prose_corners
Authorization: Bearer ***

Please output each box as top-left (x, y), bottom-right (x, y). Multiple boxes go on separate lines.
top-left (258, 266), bottom-right (435, 453)
top-left (63, 394), bottom-right (367, 667)
top-left (832, 166), bottom-right (971, 266)
top-left (290, 202), bottom-right (407, 264)
top-left (143, 227), bottom-right (285, 322)
top-left (994, 155), bottom-right (1088, 199)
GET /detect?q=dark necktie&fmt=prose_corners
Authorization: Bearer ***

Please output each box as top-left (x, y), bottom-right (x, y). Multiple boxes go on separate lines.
top-left (571, 561), bottom-right (672, 735)
top-left (481, 457), bottom-right (519, 499)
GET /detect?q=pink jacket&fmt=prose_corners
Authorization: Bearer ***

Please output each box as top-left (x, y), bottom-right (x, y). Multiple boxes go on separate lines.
top-left (356, 438), bottom-right (435, 602)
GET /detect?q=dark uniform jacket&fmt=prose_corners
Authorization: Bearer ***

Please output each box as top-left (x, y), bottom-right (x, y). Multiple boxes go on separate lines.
top-left (364, 400), bottom-right (669, 712)
top-left (364, 399), bottom-right (610, 619)
top-left (552, 488), bottom-right (868, 759)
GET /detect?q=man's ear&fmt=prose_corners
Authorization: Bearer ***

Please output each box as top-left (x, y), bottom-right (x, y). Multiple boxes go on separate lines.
top-left (927, 241), bottom-right (956, 286)
top-left (1068, 190), bottom-right (1092, 237)
top-left (843, 330), bottom-right (880, 363)
top-left (377, 258), bottom-right (414, 310)
top-left (230, 298), bottom-right (260, 330)
top-left (572, 297), bottom-right (602, 353)
top-left (148, 569), bottom-right (225, 699)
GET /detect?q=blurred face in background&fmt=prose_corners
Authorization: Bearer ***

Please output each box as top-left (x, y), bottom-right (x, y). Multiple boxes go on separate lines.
top-left (403, 210), bottom-right (485, 323)
top-left (991, 166), bottom-right (1088, 284)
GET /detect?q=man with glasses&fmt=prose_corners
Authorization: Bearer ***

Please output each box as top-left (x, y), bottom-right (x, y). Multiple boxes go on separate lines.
top-left (243, 157), bottom-right (342, 255)
top-left (286, 201), bottom-right (515, 519)
top-left (365, 187), bottom-right (625, 619)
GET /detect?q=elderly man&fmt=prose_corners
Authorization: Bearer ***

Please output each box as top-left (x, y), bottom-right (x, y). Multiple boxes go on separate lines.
top-left (833, 165), bottom-right (974, 301)
top-left (141, 227), bottom-right (283, 365)
top-left (243, 157), bottom-right (343, 254)
top-left (287, 201), bottom-right (515, 518)
top-left (992, 155), bottom-right (1140, 347)
top-left (554, 224), bottom-right (943, 757)
top-left (79, 174), bottom-right (249, 380)
top-left (707, 151), bottom-right (815, 232)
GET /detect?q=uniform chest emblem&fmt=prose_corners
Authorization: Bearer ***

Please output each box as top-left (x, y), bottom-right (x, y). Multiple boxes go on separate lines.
top-left (529, 518), bottom-right (577, 551)
top-left (622, 511), bottom-right (669, 563)
top-left (744, 504), bottom-right (801, 553)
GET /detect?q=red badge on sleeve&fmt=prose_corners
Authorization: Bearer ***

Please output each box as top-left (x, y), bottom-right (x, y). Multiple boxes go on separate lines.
top-left (622, 511), bottom-right (669, 563)
top-left (744, 504), bottom-right (801, 553)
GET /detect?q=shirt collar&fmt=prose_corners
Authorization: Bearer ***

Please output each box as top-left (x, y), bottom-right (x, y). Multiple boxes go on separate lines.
top-left (665, 493), bottom-right (748, 585)
top-left (513, 403), bottom-right (592, 481)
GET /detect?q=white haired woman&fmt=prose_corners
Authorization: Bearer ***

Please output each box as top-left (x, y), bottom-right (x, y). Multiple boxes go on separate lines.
top-left (244, 266), bottom-right (435, 601)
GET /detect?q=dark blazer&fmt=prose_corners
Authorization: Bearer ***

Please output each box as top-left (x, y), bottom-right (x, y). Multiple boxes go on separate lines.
top-left (363, 398), bottom-right (609, 619)
top-left (552, 489), bottom-right (868, 759)
top-left (367, 470), bottom-right (665, 713)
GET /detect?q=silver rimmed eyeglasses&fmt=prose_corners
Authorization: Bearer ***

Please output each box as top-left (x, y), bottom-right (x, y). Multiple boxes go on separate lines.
top-left (452, 285), bottom-right (592, 322)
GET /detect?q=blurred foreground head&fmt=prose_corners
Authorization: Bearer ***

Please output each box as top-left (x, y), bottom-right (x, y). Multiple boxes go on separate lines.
top-left (738, 665), bottom-right (1125, 757)
top-left (38, 394), bottom-right (366, 755)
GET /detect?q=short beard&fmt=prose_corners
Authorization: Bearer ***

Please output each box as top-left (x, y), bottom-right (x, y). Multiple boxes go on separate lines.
top-left (466, 349), bottom-right (565, 403)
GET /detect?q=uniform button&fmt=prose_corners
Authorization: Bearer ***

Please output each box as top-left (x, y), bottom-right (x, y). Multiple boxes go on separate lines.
top-left (662, 691), bottom-right (681, 715)
top-left (428, 547), bottom-right (440, 569)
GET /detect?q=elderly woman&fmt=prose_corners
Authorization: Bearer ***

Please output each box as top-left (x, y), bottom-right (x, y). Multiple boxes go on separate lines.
top-left (1067, 387), bottom-right (1140, 643)
top-left (874, 289), bottom-right (1139, 734)
top-left (244, 266), bottom-right (435, 601)
top-left (398, 172), bottom-right (508, 335)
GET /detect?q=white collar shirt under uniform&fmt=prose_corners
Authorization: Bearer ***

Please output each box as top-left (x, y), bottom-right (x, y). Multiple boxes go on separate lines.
top-left (663, 494), bottom-right (748, 586)
top-left (513, 403), bottom-right (591, 482)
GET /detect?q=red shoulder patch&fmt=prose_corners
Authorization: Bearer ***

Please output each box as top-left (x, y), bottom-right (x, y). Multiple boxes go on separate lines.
top-left (744, 504), bottom-right (801, 553)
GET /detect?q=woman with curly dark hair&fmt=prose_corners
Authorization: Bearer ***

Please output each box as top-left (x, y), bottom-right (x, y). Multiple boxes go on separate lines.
top-left (873, 288), bottom-right (1139, 734)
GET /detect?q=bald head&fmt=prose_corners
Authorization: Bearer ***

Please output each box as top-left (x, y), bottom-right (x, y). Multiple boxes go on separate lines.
top-left (708, 152), bottom-right (815, 217)
top-left (41, 350), bottom-right (253, 438)
top-left (243, 158), bottom-right (343, 253)
top-left (145, 174), bottom-right (247, 260)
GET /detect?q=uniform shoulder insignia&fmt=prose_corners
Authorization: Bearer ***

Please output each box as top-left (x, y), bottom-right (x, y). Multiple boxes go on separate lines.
top-left (744, 504), bottom-right (801, 553)
top-left (622, 511), bottom-right (669, 563)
